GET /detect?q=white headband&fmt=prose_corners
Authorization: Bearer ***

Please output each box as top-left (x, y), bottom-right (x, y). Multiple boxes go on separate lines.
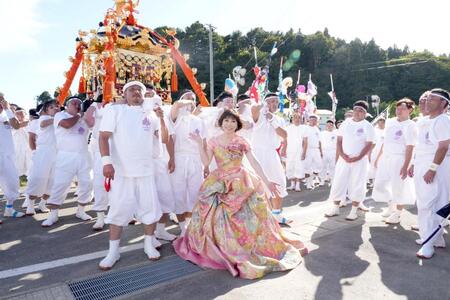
top-left (123, 81), bottom-right (146, 94)
top-left (353, 105), bottom-right (367, 113)
top-left (179, 91), bottom-right (196, 101)
top-left (429, 93), bottom-right (450, 104)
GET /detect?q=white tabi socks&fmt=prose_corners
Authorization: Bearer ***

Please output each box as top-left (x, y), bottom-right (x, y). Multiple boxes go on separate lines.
top-left (93, 212), bottom-right (105, 231)
top-left (76, 205), bottom-right (93, 221)
top-left (99, 240), bottom-right (120, 270)
top-left (144, 235), bottom-right (160, 260)
top-left (42, 209), bottom-right (59, 227)
top-left (155, 222), bottom-right (176, 241)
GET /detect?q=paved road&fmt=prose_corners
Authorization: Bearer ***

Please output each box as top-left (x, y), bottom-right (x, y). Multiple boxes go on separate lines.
top-left (1, 184), bottom-right (449, 300)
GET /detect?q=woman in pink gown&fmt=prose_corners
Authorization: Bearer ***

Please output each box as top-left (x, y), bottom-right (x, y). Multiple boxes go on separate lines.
top-left (173, 109), bottom-right (307, 279)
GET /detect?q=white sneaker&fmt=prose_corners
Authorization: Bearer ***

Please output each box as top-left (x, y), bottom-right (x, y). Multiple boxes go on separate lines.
top-left (92, 219), bottom-right (105, 231)
top-left (41, 215), bottom-right (58, 227)
top-left (4, 206), bottom-right (25, 218)
top-left (76, 210), bottom-right (93, 221)
top-left (144, 237), bottom-right (161, 261)
top-left (384, 211), bottom-right (400, 224)
top-left (22, 198), bottom-right (29, 208)
top-left (99, 252), bottom-right (120, 270)
top-left (381, 207), bottom-right (393, 218)
top-left (325, 205), bottom-right (340, 217)
top-left (345, 209), bottom-right (358, 221)
top-left (358, 202), bottom-right (370, 212)
top-left (38, 201), bottom-right (49, 213)
top-left (26, 205), bottom-right (36, 216)
top-left (416, 245), bottom-right (434, 259)
top-left (155, 229), bottom-right (176, 241)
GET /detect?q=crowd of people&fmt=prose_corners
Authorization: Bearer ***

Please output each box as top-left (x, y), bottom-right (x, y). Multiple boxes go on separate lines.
top-left (0, 84), bottom-right (449, 279)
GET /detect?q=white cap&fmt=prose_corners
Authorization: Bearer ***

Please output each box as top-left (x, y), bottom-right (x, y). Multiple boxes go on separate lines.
top-left (122, 81), bottom-right (146, 94)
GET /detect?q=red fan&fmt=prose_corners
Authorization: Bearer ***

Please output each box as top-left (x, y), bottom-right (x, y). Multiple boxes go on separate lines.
top-left (104, 178), bottom-right (111, 192)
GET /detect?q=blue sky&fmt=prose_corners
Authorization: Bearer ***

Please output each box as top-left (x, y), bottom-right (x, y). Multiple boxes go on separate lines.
top-left (0, 0), bottom-right (449, 110)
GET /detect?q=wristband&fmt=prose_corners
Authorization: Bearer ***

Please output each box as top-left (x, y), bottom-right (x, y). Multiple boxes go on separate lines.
top-left (5, 109), bottom-right (14, 119)
top-left (429, 163), bottom-right (439, 171)
top-left (101, 156), bottom-right (113, 166)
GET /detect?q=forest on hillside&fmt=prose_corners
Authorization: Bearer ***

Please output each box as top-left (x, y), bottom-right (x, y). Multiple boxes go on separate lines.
top-left (155, 22), bottom-right (450, 118)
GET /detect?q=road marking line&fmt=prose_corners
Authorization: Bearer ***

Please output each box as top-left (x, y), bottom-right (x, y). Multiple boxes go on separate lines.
top-left (0, 240), bottom-right (169, 280)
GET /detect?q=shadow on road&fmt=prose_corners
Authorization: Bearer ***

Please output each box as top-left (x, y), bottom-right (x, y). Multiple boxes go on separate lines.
top-left (304, 213), bottom-right (369, 300)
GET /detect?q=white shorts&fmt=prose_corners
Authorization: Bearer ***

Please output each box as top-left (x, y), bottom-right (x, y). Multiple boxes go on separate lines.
top-left (328, 157), bottom-right (369, 202)
top-left (171, 153), bottom-right (204, 214)
top-left (286, 151), bottom-right (305, 179)
top-left (372, 153), bottom-right (415, 205)
top-left (26, 146), bottom-right (56, 197)
top-left (47, 151), bottom-right (93, 206)
top-left (91, 151), bottom-right (109, 212)
top-left (253, 147), bottom-right (287, 198)
top-left (153, 158), bottom-right (175, 213)
top-left (305, 148), bottom-right (322, 174)
top-left (0, 154), bottom-right (20, 201)
top-left (105, 175), bottom-right (162, 226)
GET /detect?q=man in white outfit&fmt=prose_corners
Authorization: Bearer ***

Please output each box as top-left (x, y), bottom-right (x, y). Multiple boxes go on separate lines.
top-left (325, 100), bottom-right (375, 221)
top-left (411, 88), bottom-right (450, 259)
top-left (84, 95), bottom-right (110, 231)
top-left (25, 100), bottom-right (60, 215)
top-left (320, 120), bottom-right (337, 184)
top-left (0, 95), bottom-right (25, 223)
top-left (170, 91), bottom-right (206, 236)
top-left (42, 97), bottom-right (93, 227)
top-left (286, 112), bottom-right (308, 191)
top-left (372, 98), bottom-right (417, 224)
top-left (98, 81), bottom-right (163, 269)
top-left (251, 93), bottom-right (289, 224)
top-left (305, 115), bottom-right (323, 189)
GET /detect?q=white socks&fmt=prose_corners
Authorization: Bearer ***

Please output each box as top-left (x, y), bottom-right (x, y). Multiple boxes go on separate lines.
top-left (99, 240), bottom-right (120, 270)
top-left (76, 205), bottom-right (92, 221)
top-left (144, 235), bottom-right (160, 260)
top-left (42, 209), bottom-right (59, 227)
top-left (93, 212), bottom-right (105, 230)
top-left (155, 223), bottom-right (176, 241)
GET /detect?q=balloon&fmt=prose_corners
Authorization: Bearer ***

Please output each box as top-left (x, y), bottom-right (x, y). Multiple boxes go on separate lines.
top-left (224, 78), bottom-right (238, 97)
top-left (296, 85), bottom-right (306, 93)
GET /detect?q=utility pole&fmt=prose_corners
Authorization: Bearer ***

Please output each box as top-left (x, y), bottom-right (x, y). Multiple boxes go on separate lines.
top-left (206, 24), bottom-right (216, 105)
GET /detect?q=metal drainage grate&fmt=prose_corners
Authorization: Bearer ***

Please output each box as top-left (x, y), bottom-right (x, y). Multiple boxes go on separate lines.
top-left (69, 255), bottom-right (201, 300)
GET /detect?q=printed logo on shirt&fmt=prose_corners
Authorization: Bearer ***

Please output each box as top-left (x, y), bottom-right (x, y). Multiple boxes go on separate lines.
top-left (142, 117), bottom-right (151, 131)
top-left (356, 128), bottom-right (365, 136)
top-left (331, 136), bottom-right (335, 140)
top-left (394, 130), bottom-right (403, 140)
top-left (77, 127), bottom-right (85, 135)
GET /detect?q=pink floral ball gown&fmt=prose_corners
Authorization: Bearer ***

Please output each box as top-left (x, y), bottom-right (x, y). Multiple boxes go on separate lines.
top-left (173, 135), bottom-right (306, 279)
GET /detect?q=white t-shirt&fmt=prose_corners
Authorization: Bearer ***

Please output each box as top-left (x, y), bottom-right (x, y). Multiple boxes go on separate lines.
top-left (320, 129), bottom-right (337, 151)
top-left (383, 118), bottom-right (418, 155)
top-left (338, 118), bottom-right (375, 157)
top-left (415, 116), bottom-right (435, 156)
top-left (100, 104), bottom-right (160, 177)
top-left (172, 113), bottom-right (206, 155)
top-left (286, 124), bottom-right (307, 154)
top-left (54, 111), bottom-right (90, 152)
top-left (307, 125), bottom-right (321, 149)
top-left (252, 111), bottom-right (283, 150)
top-left (36, 115), bottom-right (56, 147)
top-left (27, 119), bottom-right (39, 135)
top-left (0, 112), bottom-right (15, 155)
top-left (427, 114), bottom-right (450, 153)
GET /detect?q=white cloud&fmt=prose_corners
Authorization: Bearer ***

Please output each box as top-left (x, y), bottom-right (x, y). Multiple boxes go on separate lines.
top-left (0, 0), bottom-right (46, 53)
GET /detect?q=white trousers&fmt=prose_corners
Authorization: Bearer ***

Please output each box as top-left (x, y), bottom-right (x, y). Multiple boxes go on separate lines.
top-left (329, 157), bottom-right (369, 202)
top-left (47, 151), bottom-right (93, 206)
top-left (415, 155), bottom-right (450, 244)
top-left (26, 146), bottom-right (56, 197)
top-left (372, 153), bottom-right (416, 205)
top-left (105, 175), bottom-right (162, 226)
top-left (91, 151), bottom-right (109, 212)
top-left (0, 154), bottom-right (19, 201)
top-left (286, 150), bottom-right (305, 179)
top-left (305, 148), bottom-right (323, 174)
top-left (253, 147), bottom-right (287, 198)
top-left (171, 153), bottom-right (204, 214)
top-left (154, 158), bottom-right (175, 213)
top-left (321, 149), bottom-right (336, 180)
